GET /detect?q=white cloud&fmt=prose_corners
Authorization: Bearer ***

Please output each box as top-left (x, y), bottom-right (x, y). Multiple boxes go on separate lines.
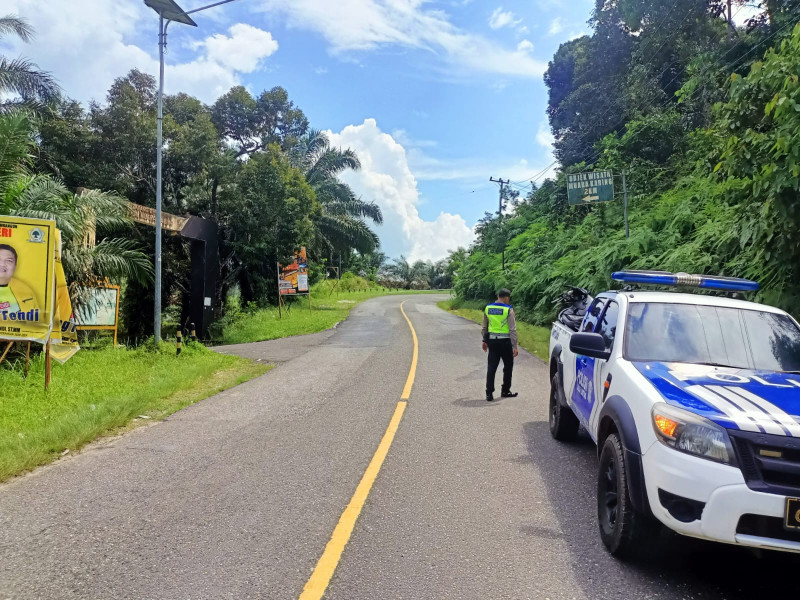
top-left (327, 119), bottom-right (474, 261)
top-left (391, 129), bottom-right (438, 148)
top-left (548, 17), bottom-right (564, 35)
top-left (257, 0), bottom-right (546, 78)
top-left (489, 7), bottom-right (522, 30)
top-left (517, 39), bottom-right (534, 53)
top-left (197, 23), bottom-right (278, 73)
top-left (2, 0), bottom-right (278, 104)
top-left (536, 121), bottom-right (555, 154)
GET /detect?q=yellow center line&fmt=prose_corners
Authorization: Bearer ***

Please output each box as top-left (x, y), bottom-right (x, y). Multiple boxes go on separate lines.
top-left (399, 301), bottom-right (419, 400)
top-left (297, 300), bottom-right (420, 600)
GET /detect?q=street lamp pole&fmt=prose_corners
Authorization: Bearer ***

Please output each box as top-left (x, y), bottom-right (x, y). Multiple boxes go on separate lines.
top-left (145, 0), bottom-right (240, 342)
top-left (154, 14), bottom-right (166, 344)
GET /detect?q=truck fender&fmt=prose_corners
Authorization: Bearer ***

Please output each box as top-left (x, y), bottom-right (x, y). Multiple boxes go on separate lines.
top-left (597, 395), bottom-right (652, 518)
top-left (549, 346), bottom-right (568, 407)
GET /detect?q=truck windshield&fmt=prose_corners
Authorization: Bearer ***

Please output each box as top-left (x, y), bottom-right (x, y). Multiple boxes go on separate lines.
top-left (625, 302), bottom-right (800, 372)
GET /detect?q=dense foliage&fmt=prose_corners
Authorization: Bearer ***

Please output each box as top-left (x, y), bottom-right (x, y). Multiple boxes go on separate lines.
top-left (453, 4), bottom-right (800, 324)
top-left (0, 112), bottom-right (153, 304)
top-left (1, 55), bottom-right (384, 338)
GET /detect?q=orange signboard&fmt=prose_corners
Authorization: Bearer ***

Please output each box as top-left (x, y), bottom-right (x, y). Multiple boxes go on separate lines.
top-left (278, 247), bottom-right (309, 295)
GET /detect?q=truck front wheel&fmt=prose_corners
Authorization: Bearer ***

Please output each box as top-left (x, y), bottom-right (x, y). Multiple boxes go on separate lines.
top-left (597, 433), bottom-right (660, 558)
top-left (549, 373), bottom-right (579, 441)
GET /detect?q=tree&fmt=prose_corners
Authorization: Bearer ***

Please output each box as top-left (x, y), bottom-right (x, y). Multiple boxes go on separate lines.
top-left (220, 144), bottom-right (318, 304)
top-left (384, 255), bottom-right (431, 289)
top-left (0, 112), bottom-right (153, 304)
top-left (346, 250), bottom-right (387, 280)
top-left (0, 15), bottom-right (58, 113)
top-left (290, 129), bottom-right (382, 256)
top-left (211, 86), bottom-right (309, 157)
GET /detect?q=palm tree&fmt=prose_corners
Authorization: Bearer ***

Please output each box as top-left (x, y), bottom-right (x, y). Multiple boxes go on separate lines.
top-left (0, 112), bottom-right (152, 305)
top-left (0, 16), bottom-right (59, 113)
top-left (385, 255), bottom-right (431, 289)
top-left (291, 129), bottom-right (383, 255)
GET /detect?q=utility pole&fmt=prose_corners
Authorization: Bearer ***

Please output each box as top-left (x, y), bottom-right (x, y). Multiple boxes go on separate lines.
top-left (489, 177), bottom-right (509, 271)
top-left (726, 0), bottom-right (736, 39)
top-left (622, 170), bottom-right (629, 238)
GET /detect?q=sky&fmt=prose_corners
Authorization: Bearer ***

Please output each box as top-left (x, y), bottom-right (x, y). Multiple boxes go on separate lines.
top-left (2, 0), bottom-right (600, 260)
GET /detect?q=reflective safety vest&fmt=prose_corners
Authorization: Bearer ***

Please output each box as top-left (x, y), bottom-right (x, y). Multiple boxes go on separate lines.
top-left (485, 303), bottom-right (511, 336)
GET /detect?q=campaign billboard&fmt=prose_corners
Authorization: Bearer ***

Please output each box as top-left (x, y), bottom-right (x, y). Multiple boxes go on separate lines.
top-left (0, 216), bottom-right (56, 344)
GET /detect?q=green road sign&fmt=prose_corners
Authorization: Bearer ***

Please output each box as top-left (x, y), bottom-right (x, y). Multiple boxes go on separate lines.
top-left (567, 170), bottom-right (614, 205)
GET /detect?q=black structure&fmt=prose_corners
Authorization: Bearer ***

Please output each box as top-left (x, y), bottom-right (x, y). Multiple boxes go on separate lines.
top-left (180, 216), bottom-right (218, 339)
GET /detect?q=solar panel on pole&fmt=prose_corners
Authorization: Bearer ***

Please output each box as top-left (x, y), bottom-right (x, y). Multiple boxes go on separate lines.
top-left (144, 0), bottom-right (197, 25)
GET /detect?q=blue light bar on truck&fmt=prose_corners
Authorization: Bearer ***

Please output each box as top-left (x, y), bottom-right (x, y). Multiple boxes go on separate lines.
top-left (611, 271), bottom-right (759, 292)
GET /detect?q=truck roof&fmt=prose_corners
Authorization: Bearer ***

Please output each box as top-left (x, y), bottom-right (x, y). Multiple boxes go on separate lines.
top-left (604, 290), bottom-right (787, 315)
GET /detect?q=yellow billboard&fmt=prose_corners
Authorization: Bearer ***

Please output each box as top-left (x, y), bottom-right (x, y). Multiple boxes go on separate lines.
top-left (0, 216), bottom-right (56, 344)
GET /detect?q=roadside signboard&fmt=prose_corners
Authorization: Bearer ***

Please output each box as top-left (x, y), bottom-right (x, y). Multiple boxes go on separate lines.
top-left (75, 286), bottom-right (120, 327)
top-left (0, 216), bottom-right (57, 344)
top-left (75, 281), bottom-right (120, 346)
top-left (567, 170), bottom-right (615, 205)
top-left (278, 247), bottom-right (310, 295)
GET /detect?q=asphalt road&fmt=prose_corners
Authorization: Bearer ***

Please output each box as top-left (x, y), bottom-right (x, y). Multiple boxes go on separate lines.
top-left (1, 294), bottom-right (798, 599)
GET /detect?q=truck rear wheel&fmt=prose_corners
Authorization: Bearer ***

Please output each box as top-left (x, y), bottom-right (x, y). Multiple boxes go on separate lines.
top-left (549, 372), bottom-right (579, 442)
top-left (597, 433), bottom-right (660, 558)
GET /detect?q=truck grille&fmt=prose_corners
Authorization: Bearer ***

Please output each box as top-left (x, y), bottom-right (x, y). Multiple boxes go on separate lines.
top-left (729, 429), bottom-right (800, 496)
top-left (737, 514), bottom-right (800, 543)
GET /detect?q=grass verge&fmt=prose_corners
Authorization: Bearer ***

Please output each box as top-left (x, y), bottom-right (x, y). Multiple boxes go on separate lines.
top-left (437, 299), bottom-right (551, 361)
top-left (217, 289), bottom-right (446, 345)
top-left (0, 343), bottom-right (269, 482)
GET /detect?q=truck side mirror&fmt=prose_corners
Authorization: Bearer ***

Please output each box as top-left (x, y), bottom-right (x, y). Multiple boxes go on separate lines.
top-left (570, 332), bottom-right (611, 361)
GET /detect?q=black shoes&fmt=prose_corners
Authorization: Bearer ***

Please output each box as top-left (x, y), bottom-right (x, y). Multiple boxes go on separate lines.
top-left (487, 392), bottom-right (518, 401)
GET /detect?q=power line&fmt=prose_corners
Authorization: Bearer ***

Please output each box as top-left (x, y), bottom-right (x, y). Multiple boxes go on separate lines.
top-left (509, 160), bottom-right (559, 186)
top-left (557, 1), bottom-right (705, 164)
top-left (562, 4), bottom-right (756, 168)
top-left (654, 2), bottom-right (762, 105)
top-left (578, 18), bottom-right (794, 169)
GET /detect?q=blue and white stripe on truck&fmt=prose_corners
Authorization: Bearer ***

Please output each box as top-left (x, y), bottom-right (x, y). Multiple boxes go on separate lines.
top-left (635, 362), bottom-right (800, 436)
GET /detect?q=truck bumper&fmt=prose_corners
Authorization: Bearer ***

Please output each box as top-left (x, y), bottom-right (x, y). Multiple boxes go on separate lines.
top-left (642, 441), bottom-right (800, 553)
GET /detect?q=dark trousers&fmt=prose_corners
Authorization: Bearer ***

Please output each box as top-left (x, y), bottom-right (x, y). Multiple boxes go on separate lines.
top-left (486, 338), bottom-right (514, 395)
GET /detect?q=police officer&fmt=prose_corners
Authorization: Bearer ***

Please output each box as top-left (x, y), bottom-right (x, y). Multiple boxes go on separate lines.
top-left (482, 288), bottom-right (519, 401)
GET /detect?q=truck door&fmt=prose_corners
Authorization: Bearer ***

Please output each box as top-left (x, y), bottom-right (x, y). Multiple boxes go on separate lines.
top-left (570, 297), bottom-right (605, 427)
top-left (588, 300), bottom-right (620, 438)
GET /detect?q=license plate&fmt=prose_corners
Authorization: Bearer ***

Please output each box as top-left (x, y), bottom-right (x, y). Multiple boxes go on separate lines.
top-left (785, 498), bottom-right (800, 530)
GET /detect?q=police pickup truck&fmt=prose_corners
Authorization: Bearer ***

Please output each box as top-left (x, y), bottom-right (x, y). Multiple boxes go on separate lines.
top-left (548, 270), bottom-right (800, 557)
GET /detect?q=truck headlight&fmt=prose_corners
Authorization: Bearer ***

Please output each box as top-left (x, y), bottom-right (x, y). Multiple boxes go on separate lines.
top-left (651, 403), bottom-right (736, 465)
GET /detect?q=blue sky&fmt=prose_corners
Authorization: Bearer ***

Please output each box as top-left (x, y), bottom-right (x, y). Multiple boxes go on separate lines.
top-left (3, 0), bottom-right (596, 260)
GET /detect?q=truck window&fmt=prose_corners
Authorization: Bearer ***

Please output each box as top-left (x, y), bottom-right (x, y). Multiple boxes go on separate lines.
top-left (625, 302), bottom-right (800, 372)
top-left (582, 298), bottom-right (606, 332)
top-left (596, 301), bottom-right (619, 351)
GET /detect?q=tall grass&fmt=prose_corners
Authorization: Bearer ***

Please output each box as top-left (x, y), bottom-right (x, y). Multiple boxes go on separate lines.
top-left (437, 299), bottom-right (551, 360)
top-left (0, 343), bottom-right (268, 481)
top-left (216, 283), bottom-right (446, 345)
